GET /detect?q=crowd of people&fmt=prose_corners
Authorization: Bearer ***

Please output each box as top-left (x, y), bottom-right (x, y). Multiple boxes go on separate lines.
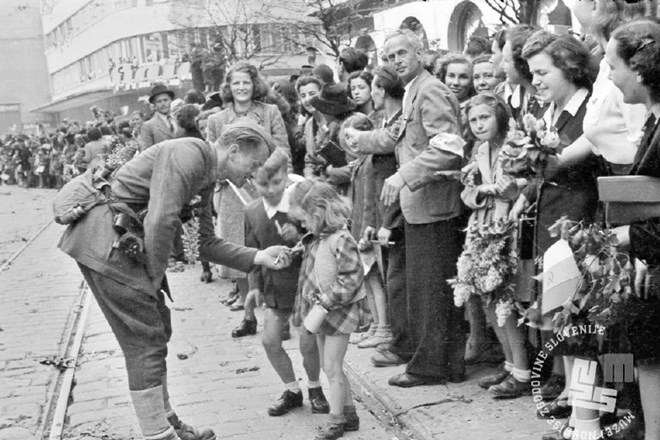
top-left (44, 0), bottom-right (660, 439)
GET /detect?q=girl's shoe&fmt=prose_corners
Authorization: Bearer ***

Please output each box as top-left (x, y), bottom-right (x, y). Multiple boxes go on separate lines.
top-left (314, 422), bottom-right (345, 440)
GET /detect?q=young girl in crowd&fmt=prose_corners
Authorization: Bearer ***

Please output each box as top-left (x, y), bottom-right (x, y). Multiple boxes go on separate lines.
top-left (460, 93), bottom-right (531, 398)
top-left (290, 179), bottom-right (370, 440)
top-left (340, 113), bottom-right (394, 348)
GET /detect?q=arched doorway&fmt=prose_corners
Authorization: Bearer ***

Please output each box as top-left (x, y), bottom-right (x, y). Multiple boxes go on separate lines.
top-left (400, 16), bottom-right (429, 49)
top-left (447, 1), bottom-right (487, 52)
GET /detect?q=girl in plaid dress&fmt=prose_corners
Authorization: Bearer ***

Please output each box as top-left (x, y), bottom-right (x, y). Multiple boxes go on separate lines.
top-left (289, 179), bottom-right (370, 440)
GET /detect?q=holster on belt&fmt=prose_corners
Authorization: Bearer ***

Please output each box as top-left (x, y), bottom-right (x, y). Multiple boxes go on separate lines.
top-left (109, 202), bottom-right (146, 264)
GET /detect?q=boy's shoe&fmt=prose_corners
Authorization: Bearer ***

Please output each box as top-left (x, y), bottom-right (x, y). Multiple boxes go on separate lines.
top-left (308, 387), bottom-right (330, 414)
top-left (488, 375), bottom-right (531, 399)
top-left (231, 319), bottom-right (257, 337)
top-left (167, 414), bottom-right (216, 440)
top-left (478, 369), bottom-right (511, 389)
top-left (344, 412), bottom-right (360, 431)
top-left (540, 374), bottom-right (565, 401)
top-left (268, 390), bottom-right (303, 416)
top-left (314, 422), bottom-right (345, 440)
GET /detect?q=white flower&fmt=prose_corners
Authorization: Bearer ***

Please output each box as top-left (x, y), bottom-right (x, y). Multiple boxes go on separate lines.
top-left (495, 299), bottom-right (514, 327)
top-left (453, 283), bottom-right (472, 307)
top-left (482, 266), bottom-right (504, 293)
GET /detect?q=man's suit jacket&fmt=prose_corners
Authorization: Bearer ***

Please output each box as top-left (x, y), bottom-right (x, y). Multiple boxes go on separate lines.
top-left (354, 69), bottom-right (465, 224)
top-left (139, 113), bottom-right (179, 151)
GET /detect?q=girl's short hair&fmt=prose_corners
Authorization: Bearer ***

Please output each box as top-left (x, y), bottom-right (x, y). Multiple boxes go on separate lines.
top-left (290, 179), bottom-right (352, 235)
top-left (434, 53), bottom-right (473, 83)
top-left (346, 70), bottom-right (374, 97)
top-left (611, 18), bottom-right (660, 103)
top-left (464, 93), bottom-right (512, 141)
top-left (221, 61), bottom-right (270, 104)
top-left (522, 31), bottom-right (598, 91)
top-left (373, 66), bottom-right (405, 99)
top-left (506, 24), bottom-right (538, 83)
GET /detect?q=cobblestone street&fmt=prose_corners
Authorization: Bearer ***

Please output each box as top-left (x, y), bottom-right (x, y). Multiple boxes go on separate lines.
top-left (0, 188), bottom-right (551, 440)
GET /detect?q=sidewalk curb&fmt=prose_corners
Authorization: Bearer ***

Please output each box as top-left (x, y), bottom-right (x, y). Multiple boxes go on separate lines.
top-left (344, 359), bottom-right (430, 440)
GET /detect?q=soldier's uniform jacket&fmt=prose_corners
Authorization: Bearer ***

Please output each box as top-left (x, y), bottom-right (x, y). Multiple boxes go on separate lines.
top-left (58, 138), bottom-right (257, 297)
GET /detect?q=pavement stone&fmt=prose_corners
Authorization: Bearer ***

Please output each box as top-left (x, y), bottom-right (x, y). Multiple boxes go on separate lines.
top-left (0, 189), bottom-right (563, 440)
top-left (63, 266), bottom-right (400, 440)
top-left (0, 210), bottom-right (81, 439)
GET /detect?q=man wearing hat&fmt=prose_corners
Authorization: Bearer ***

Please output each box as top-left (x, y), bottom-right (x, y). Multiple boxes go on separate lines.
top-left (139, 84), bottom-right (180, 152)
top-left (57, 120), bottom-right (290, 440)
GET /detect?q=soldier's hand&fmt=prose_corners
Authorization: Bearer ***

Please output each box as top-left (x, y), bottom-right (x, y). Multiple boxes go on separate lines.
top-left (254, 246), bottom-right (291, 270)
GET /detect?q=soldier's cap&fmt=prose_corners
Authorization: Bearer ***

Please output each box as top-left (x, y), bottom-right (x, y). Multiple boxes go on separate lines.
top-left (221, 119), bottom-right (276, 153)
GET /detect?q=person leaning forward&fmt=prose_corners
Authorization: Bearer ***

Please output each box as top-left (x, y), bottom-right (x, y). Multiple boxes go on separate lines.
top-left (344, 28), bottom-right (467, 388)
top-left (57, 120), bottom-right (291, 440)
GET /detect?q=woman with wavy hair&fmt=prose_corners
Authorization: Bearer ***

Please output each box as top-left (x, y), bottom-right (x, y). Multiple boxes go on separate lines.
top-left (509, 31), bottom-right (605, 438)
top-left (206, 61), bottom-right (290, 313)
top-left (608, 18), bottom-right (660, 440)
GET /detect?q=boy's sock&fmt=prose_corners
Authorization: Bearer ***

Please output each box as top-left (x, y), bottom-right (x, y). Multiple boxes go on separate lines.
top-left (284, 380), bottom-right (301, 393)
top-left (308, 380), bottom-right (321, 389)
top-left (504, 361), bottom-right (514, 372)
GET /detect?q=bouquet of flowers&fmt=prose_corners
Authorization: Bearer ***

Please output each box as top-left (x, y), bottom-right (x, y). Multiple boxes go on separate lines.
top-left (545, 217), bottom-right (638, 332)
top-left (449, 219), bottom-right (519, 326)
top-left (105, 136), bottom-right (137, 171)
top-left (500, 114), bottom-right (563, 177)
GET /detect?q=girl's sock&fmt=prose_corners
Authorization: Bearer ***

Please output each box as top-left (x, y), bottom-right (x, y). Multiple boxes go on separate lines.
top-left (330, 413), bottom-right (346, 424)
top-left (343, 404), bottom-right (357, 415)
top-left (504, 362), bottom-right (514, 372)
top-left (284, 381), bottom-right (301, 393)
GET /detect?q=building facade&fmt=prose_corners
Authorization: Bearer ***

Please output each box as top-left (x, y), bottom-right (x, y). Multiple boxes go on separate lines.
top-left (0, 0), bottom-right (54, 134)
top-left (36, 0), bottom-right (330, 122)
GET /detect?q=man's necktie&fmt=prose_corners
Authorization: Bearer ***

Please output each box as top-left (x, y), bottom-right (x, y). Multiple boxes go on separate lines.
top-left (167, 115), bottom-right (175, 133)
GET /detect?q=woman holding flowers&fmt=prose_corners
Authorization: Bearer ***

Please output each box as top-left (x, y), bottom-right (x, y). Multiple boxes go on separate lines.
top-left (607, 19), bottom-right (660, 440)
top-left (455, 93), bottom-right (531, 398)
top-left (508, 30), bottom-right (606, 434)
